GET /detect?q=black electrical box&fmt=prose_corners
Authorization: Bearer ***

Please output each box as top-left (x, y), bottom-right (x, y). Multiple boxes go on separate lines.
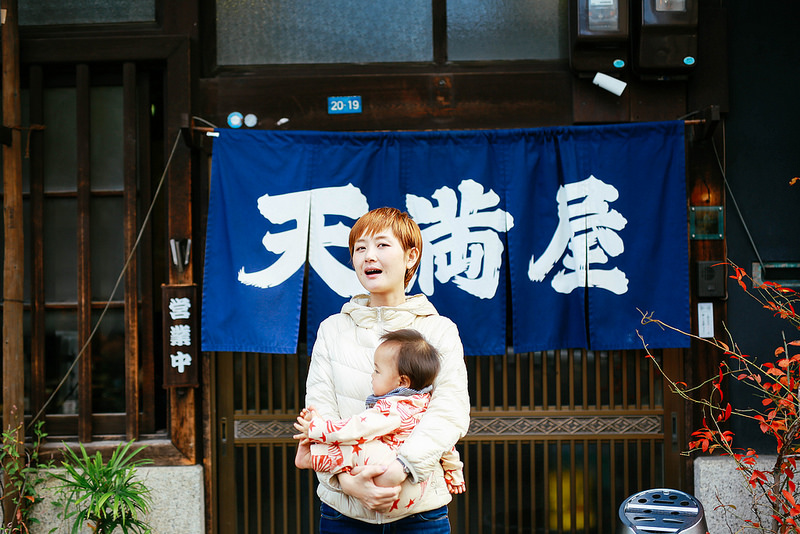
top-left (697, 261), bottom-right (725, 298)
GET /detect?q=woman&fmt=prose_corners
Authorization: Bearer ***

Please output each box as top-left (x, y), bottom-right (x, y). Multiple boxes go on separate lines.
top-left (299, 207), bottom-right (470, 533)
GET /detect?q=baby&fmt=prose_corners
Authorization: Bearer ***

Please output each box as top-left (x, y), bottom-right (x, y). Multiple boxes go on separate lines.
top-left (294, 328), bottom-right (465, 516)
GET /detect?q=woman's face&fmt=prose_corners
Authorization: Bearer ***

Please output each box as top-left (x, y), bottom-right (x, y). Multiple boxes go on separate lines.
top-left (352, 228), bottom-right (418, 307)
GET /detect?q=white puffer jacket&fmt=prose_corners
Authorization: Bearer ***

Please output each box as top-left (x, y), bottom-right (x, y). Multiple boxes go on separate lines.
top-left (305, 294), bottom-right (470, 524)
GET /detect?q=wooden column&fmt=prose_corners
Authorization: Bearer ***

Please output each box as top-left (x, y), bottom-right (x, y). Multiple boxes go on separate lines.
top-left (2, 0), bottom-right (25, 526)
top-left (166, 40), bottom-right (197, 463)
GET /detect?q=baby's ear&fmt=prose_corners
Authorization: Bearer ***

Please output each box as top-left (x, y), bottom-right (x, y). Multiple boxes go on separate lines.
top-left (399, 375), bottom-right (411, 388)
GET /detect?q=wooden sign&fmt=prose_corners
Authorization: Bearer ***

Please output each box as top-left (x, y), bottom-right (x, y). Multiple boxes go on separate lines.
top-left (162, 284), bottom-right (199, 388)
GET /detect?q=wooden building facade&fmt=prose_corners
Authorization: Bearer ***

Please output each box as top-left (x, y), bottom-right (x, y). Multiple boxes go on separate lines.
top-left (9, 1), bottom-right (796, 533)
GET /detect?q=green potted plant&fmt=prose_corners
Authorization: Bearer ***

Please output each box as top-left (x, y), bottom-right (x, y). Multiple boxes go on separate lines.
top-left (1, 418), bottom-right (52, 534)
top-left (49, 441), bottom-right (152, 534)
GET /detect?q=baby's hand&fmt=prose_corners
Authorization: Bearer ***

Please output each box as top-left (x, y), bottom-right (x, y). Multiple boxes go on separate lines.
top-left (448, 482), bottom-right (466, 495)
top-left (293, 410), bottom-right (313, 440)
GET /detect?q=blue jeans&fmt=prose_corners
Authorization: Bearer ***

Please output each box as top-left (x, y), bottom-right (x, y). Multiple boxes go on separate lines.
top-left (319, 502), bottom-right (451, 534)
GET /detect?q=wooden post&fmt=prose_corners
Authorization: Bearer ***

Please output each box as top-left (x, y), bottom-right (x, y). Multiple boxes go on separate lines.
top-left (2, 0), bottom-right (25, 527)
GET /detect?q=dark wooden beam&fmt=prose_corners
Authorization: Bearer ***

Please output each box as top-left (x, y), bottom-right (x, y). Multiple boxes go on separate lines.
top-left (123, 62), bottom-right (140, 441)
top-left (76, 63), bottom-right (93, 442)
top-left (2, 0), bottom-right (25, 526)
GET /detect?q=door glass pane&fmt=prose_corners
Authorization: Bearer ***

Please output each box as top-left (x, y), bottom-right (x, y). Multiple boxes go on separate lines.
top-left (44, 198), bottom-right (78, 303)
top-left (91, 197), bottom-right (124, 300)
top-left (92, 309), bottom-right (125, 413)
top-left (216, 0), bottom-right (432, 65)
top-left (44, 88), bottom-right (77, 193)
top-left (91, 87), bottom-right (124, 191)
top-left (45, 310), bottom-right (79, 415)
top-left (19, 0), bottom-right (155, 26)
top-left (448, 0), bottom-right (568, 60)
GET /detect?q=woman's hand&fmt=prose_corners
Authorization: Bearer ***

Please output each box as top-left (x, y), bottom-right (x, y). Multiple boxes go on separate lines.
top-left (373, 459), bottom-right (407, 488)
top-left (339, 465), bottom-right (401, 512)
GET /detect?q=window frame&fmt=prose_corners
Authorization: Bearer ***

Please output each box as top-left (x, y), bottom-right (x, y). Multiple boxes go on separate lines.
top-left (17, 30), bottom-right (196, 464)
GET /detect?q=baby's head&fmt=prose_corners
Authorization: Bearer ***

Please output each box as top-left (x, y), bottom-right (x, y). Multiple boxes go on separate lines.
top-left (371, 328), bottom-right (441, 396)
top-left (349, 207), bottom-right (423, 288)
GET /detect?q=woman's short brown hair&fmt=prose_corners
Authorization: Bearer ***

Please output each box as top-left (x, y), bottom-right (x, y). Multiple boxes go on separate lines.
top-left (380, 328), bottom-right (440, 390)
top-left (348, 207), bottom-right (423, 288)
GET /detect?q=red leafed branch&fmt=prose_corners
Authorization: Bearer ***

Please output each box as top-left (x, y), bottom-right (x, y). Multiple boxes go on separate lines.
top-left (638, 261), bottom-right (800, 534)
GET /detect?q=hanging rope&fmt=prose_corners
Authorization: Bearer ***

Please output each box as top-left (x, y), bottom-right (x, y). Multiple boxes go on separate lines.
top-left (27, 128), bottom-right (184, 430)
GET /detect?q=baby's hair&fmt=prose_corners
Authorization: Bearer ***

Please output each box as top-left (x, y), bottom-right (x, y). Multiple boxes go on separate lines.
top-left (348, 207), bottom-right (423, 287)
top-left (380, 328), bottom-right (440, 390)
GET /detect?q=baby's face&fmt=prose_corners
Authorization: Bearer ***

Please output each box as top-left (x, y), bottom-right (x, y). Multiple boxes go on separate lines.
top-left (371, 342), bottom-right (402, 397)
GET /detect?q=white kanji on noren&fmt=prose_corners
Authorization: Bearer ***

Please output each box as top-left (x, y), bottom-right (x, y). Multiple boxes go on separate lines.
top-left (407, 179), bottom-right (514, 300)
top-left (528, 175), bottom-right (629, 295)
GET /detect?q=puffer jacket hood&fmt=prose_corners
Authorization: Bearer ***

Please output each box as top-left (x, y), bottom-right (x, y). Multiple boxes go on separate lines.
top-left (341, 294), bottom-right (438, 332)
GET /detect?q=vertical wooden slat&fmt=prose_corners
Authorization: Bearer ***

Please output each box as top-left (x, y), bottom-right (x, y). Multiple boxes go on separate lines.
top-left (489, 356), bottom-right (496, 411)
top-left (543, 442), bottom-right (550, 533)
top-left (137, 70), bottom-right (155, 432)
top-left (541, 351), bottom-right (549, 409)
top-left (609, 439), bottom-right (617, 522)
top-left (501, 352), bottom-right (508, 410)
top-left (556, 440), bottom-right (563, 533)
top-left (568, 348), bottom-right (575, 410)
top-left (282, 445), bottom-right (289, 534)
top-left (242, 445), bottom-right (250, 534)
top-left (29, 64), bottom-right (46, 417)
top-left (595, 351), bottom-right (602, 408)
top-left (76, 63), bottom-right (92, 441)
top-left (240, 353), bottom-right (248, 413)
top-left (582, 350), bottom-right (589, 410)
top-left (516, 439), bottom-right (523, 532)
top-left (123, 61), bottom-right (139, 440)
top-left (253, 352), bottom-right (261, 412)
top-left (631, 351), bottom-right (653, 410)
top-left (583, 441), bottom-right (590, 534)
top-left (489, 442), bottom-right (496, 534)
top-left (502, 441), bottom-right (509, 531)
top-left (597, 441), bottom-right (604, 534)
top-left (477, 443), bottom-right (484, 534)
top-left (621, 351), bottom-right (629, 409)
top-left (258, 444), bottom-right (264, 533)
top-left (529, 352), bottom-right (536, 408)
top-left (555, 350), bottom-right (562, 410)
top-left (279, 354), bottom-right (287, 414)
top-left (608, 352), bottom-right (616, 410)
top-left (622, 439), bottom-right (630, 502)
top-left (531, 441), bottom-right (537, 531)
top-left (648, 350), bottom-right (656, 410)
top-left (475, 357), bottom-right (482, 408)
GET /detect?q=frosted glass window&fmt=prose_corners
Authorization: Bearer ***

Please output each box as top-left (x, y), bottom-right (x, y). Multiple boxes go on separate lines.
top-left (92, 309), bottom-right (125, 413)
top-left (43, 88), bottom-right (77, 193)
top-left (90, 87), bottom-right (124, 191)
top-left (44, 311), bottom-right (79, 415)
top-left (44, 198), bottom-right (78, 302)
top-left (91, 197), bottom-right (124, 300)
top-left (216, 0), bottom-right (432, 65)
top-left (448, 0), bottom-right (568, 61)
top-left (19, 0), bottom-right (155, 26)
